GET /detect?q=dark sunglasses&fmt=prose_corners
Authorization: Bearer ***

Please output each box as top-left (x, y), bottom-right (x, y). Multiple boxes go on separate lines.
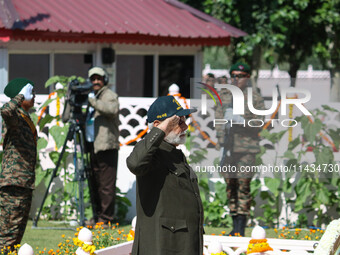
top-left (231, 73), bottom-right (248, 79)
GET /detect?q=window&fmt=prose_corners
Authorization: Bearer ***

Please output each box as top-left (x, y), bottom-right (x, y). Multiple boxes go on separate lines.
top-left (54, 54), bottom-right (92, 79)
top-left (158, 55), bottom-right (194, 98)
top-left (9, 54), bottom-right (50, 94)
top-left (9, 53), bottom-right (93, 94)
top-left (116, 55), bottom-right (154, 97)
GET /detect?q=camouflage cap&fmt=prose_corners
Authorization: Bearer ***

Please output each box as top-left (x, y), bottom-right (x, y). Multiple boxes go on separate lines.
top-left (4, 78), bottom-right (35, 98)
top-left (229, 62), bottom-right (251, 75)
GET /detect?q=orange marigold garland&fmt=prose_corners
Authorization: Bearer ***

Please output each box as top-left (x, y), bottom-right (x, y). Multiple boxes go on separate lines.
top-left (127, 229), bottom-right (135, 241)
top-left (247, 238), bottom-right (273, 254)
top-left (247, 226), bottom-right (273, 254)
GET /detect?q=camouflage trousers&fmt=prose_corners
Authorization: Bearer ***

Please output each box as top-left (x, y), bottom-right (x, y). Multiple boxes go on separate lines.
top-left (223, 153), bottom-right (256, 216)
top-left (0, 186), bottom-right (32, 251)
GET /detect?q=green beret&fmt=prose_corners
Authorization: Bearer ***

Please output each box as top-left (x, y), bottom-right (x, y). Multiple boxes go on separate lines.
top-left (4, 78), bottom-right (35, 98)
top-left (229, 62), bottom-right (251, 75)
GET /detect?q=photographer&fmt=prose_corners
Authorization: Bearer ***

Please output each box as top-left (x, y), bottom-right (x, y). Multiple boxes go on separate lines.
top-left (86, 67), bottom-right (120, 227)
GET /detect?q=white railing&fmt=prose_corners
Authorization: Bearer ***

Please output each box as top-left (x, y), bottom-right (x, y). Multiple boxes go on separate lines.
top-left (2, 94), bottom-right (340, 224)
top-left (203, 235), bottom-right (316, 255)
top-left (92, 234), bottom-right (318, 255)
top-left (1, 94), bottom-right (340, 151)
top-left (94, 241), bottom-right (133, 255)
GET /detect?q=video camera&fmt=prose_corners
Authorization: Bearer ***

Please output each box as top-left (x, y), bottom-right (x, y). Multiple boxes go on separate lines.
top-left (62, 79), bottom-right (93, 124)
top-left (68, 79), bottom-right (93, 108)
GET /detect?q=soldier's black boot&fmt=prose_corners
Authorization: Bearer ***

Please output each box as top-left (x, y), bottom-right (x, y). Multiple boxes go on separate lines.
top-left (238, 214), bottom-right (247, 237)
top-left (228, 215), bottom-right (238, 236)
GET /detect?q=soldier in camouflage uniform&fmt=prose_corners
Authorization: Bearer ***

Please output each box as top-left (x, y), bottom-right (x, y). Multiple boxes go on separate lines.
top-left (0, 78), bottom-right (37, 251)
top-left (215, 62), bottom-right (265, 236)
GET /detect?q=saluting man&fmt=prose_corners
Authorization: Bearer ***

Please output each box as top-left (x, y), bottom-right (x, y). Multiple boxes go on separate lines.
top-left (127, 96), bottom-right (204, 255)
top-left (0, 78), bottom-right (37, 250)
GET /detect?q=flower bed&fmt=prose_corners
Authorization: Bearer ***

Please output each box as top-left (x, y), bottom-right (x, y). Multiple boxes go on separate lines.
top-left (8, 220), bottom-right (340, 255)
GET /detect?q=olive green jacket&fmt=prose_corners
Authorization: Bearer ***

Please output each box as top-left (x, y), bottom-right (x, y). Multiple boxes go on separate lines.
top-left (88, 86), bottom-right (120, 153)
top-left (127, 127), bottom-right (204, 255)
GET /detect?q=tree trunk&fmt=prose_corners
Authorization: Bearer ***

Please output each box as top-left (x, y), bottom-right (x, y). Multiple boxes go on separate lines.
top-left (288, 61), bottom-right (299, 87)
top-left (251, 45), bottom-right (262, 89)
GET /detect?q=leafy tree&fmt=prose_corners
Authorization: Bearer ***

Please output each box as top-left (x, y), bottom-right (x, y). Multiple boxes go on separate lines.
top-left (268, 0), bottom-right (329, 86)
top-left (313, 0), bottom-right (340, 99)
top-left (181, 0), bottom-right (332, 87)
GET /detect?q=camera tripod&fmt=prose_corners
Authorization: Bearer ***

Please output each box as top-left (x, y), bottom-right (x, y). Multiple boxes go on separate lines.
top-left (33, 119), bottom-right (96, 228)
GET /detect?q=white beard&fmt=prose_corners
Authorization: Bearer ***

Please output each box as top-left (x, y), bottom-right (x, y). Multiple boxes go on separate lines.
top-left (164, 131), bottom-right (186, 145)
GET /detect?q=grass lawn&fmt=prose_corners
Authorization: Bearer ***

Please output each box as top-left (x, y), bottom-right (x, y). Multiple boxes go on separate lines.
top-left (20, 220), bottom-right (318, 253)
top-left (21, 220), bottom-right (131, 252)
top-left (204, 226), bottom-right (279, 238)
top-left (22, 220), bottom-right (85, 251)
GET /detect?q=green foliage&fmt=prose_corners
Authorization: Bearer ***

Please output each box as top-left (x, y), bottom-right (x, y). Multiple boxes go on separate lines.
top-left (183, 103), bottom-right (340, 228)
top-left (187, 104), bottom-right (340, 228)
top-left (185, 133), bottom-right (208, 164)
top-left (199, 178), bottom-right (231, 227)
top-left (257, 105), bottom-right (340, 227)
top-left (115, 187), bottom-right (132, 223)
top-left (313, 0), bottom-right (340, 72)
top-left (181, 0), bottom-right (338, 82)
top-left (257, 178), bottom-right (294, 228)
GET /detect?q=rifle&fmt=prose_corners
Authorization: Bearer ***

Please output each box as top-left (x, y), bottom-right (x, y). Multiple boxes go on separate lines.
top-left (220, 123), bottom-right (233, 167)
top-left (220, 103), bottom-right (234, 168)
